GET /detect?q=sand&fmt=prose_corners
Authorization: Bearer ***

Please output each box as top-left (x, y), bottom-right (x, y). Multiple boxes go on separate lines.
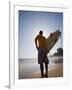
top-left (21, 63), bottom-right (63, 79)
top-left (48, 63), bottom-right (63, 77)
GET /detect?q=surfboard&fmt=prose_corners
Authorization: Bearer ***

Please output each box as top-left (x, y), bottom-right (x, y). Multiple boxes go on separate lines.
top-left (46, 30), bottom-right (61, 52)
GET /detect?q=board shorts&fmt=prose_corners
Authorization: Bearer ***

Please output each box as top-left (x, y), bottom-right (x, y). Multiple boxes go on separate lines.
top-left (38, 48), bottom-right (49, 64)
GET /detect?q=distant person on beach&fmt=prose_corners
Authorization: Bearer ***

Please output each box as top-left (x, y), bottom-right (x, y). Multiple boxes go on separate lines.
top-left (35, 31), bottom-right (49, 78)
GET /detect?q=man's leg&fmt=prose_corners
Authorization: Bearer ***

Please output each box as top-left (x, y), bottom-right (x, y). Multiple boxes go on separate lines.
top-left (40, 64), bottom-right (44, 78)
top-left (45, 63), bottom-right (48, 77)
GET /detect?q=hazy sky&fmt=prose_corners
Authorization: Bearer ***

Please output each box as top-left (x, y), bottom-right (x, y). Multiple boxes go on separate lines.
top-left (19, 10), bottom-right (63, 59)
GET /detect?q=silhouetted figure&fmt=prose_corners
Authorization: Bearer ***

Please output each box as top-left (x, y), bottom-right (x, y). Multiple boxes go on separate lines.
top-left (35, 31), bottom-right (49, 78)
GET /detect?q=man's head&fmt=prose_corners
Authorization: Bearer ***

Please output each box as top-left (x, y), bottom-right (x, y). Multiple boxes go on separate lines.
top-left (39, 30), bottom-right (43, 35)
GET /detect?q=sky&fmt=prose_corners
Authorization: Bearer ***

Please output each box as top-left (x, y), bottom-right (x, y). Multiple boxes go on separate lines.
top-left (19, 10), bottom-right (63, 59)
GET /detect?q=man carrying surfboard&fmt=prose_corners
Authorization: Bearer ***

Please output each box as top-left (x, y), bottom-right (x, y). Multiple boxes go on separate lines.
top-left (35, 31), bottom-right (49, 78)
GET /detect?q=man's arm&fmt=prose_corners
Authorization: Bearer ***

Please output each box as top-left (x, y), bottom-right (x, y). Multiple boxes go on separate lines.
top-left (35, 37), bottom-right (39, 50)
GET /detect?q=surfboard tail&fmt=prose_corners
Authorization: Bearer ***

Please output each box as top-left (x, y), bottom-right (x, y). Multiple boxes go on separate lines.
top-left (56, 29), bottom-right (61, 35)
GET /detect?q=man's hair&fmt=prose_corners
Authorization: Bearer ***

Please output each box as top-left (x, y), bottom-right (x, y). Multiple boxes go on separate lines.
top-left (39, 30), bottom-right (43, 35)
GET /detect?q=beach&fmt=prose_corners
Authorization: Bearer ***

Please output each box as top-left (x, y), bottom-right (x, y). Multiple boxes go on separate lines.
top-left (27, 63), bottom-right (63, 78)
top-left (19, 56), bottom-right (63, 79)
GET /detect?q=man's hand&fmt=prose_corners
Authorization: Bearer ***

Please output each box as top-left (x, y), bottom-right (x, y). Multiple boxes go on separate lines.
top-left (45, 50), bottom-right (49, 54)
top-left (36, 46), bottom-right (39, 50)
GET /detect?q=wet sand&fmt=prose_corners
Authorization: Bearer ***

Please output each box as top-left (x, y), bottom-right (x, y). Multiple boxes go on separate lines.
top-left (26, 63), bottom-right (63, 79)
top-left (19, 62), bottom-right (63, 79)
top-left (48, 63), bottom-right (63, 77)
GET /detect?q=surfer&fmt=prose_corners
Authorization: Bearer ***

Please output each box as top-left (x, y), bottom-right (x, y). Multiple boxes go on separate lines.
top-left (35, 31), bottom-right (49, 78)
